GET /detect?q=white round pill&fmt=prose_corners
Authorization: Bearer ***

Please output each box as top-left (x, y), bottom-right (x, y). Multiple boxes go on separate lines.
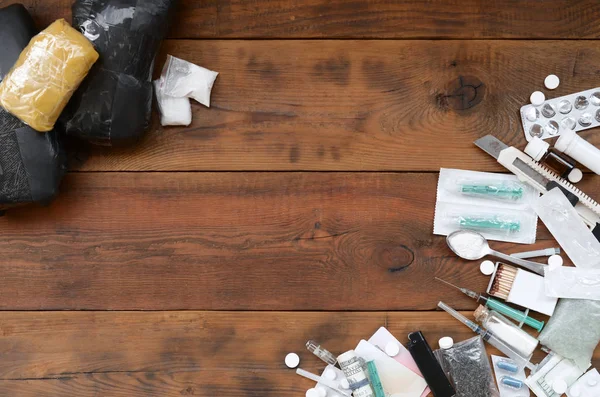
top-left (306, 388), bottom-right (320, 397)
top-left (480, 260), bottom-right (495, 276)
top-left (569, 168), bottom-right (583, 183)
top-left (323, 368), bottom-right (337, 380)
top-left (285, 352), bottom-right (300, 368)
top-left (385, 341), bottom-right (400, 357)
top-left (531, 91), bottom-right (546, 106)
top-left (340, 379), bottom-right (350, 389)
top-left (439, 336), bottom-right (454, 349)
top-left (316, 386), bottom-right (327, 397)
top-left (548, 255), bottom-right (563, 268)
top-left (552, 379), bottom-right (568, 394)
top-left (545, 74), bottom-right (560, 90)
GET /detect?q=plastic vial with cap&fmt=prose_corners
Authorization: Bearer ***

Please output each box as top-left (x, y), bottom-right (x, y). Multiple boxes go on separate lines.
top-left (438, 337), bottom-right (454, 349)
top-left (555, 129), bottom-right (600, 175)
top-left (524, 136), bottom-right (577, 178)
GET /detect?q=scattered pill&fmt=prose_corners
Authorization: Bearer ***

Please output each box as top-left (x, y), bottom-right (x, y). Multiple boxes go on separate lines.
top-left (545, 74), bottom-right (560, 90)
top-left (439, 337), bottom-right (454, 349)
top-left (306, 388), bottom-right (320, 397)
top-left (480, 260), bottom-right (495, 276)
top-left (285, 353), bottom-right (300, 368)
top-left (339, 379), bottom-right (350, 389)
top-left (501, 375), bottom-right (524, 389)
top-left (552, 379), bottom-right (568, 394)
top-left (496, 359), bottom-right (519, 373)
top-left (323, 368), bottom-right (337, 380)
top-left (531, 91), bottom-right (545, 106)
top-left (588, 377), bottom-right (598, 387)
top-left (316, 386), bottom-right (327, 397)
top-left (384, 341), bottom-right (400, 357)
top-left (548, 255), bottom-right (563, 268)
top-left (568, 168), bottom-right (583, 183)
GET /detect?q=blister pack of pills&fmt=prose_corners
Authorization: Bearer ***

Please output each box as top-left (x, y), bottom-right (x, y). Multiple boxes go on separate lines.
top-left (520, 87), bottom-right (600, 141)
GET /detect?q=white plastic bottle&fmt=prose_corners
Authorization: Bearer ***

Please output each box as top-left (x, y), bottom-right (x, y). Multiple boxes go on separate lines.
top-left (554, 130), bottom-right (600, 175)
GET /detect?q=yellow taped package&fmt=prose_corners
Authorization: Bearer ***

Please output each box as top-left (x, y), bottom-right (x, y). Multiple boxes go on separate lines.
top-left (0, 19), bottom-right (99, 132)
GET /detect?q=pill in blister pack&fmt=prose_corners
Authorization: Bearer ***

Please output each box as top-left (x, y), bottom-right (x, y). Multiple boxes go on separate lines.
top-left (520, 87), bottom-right (600, 141)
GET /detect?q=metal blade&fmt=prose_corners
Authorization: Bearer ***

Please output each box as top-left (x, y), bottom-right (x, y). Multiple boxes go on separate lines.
top-left (474, 135), bottom-right (509, 160)
top-left (512, 158), bottom-right (551, 187)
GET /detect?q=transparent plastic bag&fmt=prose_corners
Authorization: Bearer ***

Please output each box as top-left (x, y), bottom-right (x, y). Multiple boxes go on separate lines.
top-left (153, 76), bottom-right (192, 126)
top-left (435, 336), bottom-right (500, 397)
top-left (538, 299), bottom-right (600, 371)
top-left (545, 266), bottom-right (600, 300)
top-left (0, 19), bottom-right (98, 132)
top-left (160, 55), bottom-right (219, 107)
top-left (65, 0), bottom-right (177, 146)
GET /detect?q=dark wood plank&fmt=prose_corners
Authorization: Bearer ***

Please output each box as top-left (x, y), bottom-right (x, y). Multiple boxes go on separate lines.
top-left (5, 0), bottom-right (600, 39)
top-left (0, 311), bottom-right (597, 396)
top-left (78, 39), bottom-right (600, 171)
top-left (1, 172), bottom-right (596, 310)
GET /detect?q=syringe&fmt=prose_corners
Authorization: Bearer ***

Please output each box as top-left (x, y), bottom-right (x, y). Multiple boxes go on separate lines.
top-left (438, 301), bottom-right (537, 371)
top-left (435, 277), bottom-right (544, 332)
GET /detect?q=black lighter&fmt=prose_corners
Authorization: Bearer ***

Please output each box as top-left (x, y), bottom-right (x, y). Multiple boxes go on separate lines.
top-left (407, 331), bottom-right (455, 397)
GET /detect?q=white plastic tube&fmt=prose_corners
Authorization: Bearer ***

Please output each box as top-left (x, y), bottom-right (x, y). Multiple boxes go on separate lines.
top-left (555, 130), bottom-right (600, 175)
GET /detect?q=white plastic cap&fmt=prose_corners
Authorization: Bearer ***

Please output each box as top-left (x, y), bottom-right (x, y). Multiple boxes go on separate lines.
top-left (385, 341), bottom-right (401, 357)
top-left (439, 336), bottom-right (454, 349)
top-left (555, 129), bottom-right (576, 153)
top-left (306, 388), bottom-right (320, 397)
top-left (548, 255), bottom-right (564, 269)
top-left (480, 260), bottom-right (495, 276)
top-left (323, 368), bottom-right (337, 380)
top-left (316, 386), bottom-right (327, 397)
top-left (545, 74), bottom-right (560, 90)
top-left (552, 379), bottom-right (568, 394)
top-left (285, 353), bottom-right (300, 368)
top-left (531, 91), bottom-right (546, 106)
top-left (569, 168), bottom-right (583, 183)
top-left (339, 379), bottom-right (350, 389)
top-left (524, 137), bottom-right (550, 161)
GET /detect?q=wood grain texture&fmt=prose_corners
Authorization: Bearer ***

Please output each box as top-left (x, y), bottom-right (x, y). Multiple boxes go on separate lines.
top-left (77, 39), bottom-right (600, 172)
top-left (0, 311), bottom-right (597, 396)
top-left (5, 0), bottom-right (600, 39)
top-left (2, 172), bottom-right (597, 310)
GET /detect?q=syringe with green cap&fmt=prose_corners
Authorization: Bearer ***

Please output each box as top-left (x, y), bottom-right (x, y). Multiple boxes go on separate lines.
top-left (435, 278), bottom-right (544, 332)
top-left (438, 301), bottom-right (537, 371)
top-left (460, 183), bottom-right (524, 200)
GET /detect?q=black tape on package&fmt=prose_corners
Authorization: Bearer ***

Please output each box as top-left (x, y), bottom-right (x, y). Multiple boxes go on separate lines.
top-left (0, 4), bottom-right (66, 211)
top-left (64, 0), bottom-right (177, 147)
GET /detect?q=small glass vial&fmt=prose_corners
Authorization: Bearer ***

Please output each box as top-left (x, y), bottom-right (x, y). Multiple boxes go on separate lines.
top-left (474, 305), bottom-right (538, 359)
top-left (306, 340), bottom-right (337, 365)
top-left (524, 137), bottom-right (576, 178)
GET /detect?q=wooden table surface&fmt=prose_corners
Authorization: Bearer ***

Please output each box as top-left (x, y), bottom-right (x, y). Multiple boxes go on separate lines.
top-left (1, 1), bottom-right (600, 395)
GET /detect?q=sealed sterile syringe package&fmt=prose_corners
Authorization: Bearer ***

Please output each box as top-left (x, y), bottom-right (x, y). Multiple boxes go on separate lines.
top-left (520, 87), bottom-right (600, 141)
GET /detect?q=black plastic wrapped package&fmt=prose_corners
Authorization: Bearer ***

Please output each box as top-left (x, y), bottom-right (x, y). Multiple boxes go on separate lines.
top-left (65, 0), bottom-right (177, 146)
top-left (0, 4), bottom-right (66, 211)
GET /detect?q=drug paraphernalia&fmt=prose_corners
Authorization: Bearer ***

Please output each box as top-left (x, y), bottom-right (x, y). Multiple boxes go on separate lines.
top-left (545, 75), bottom-right (560, 90)
top-left (446, 230), bottom-right (546, 275)
top-left (435, 277), bottom-right (544, 331)
top-left (354, 340), bottom-right (428, 397)
top-left (473, 305), bottom-right (539, 359)
top-left (434, 336), bottom-right (500, 397)
top-left (545, 265), bottom-right (600, 300)
top-left (538, 299), bottom-right (600, 372)
top-left (531, 91), bottom-right (546, 106)
top-left (365, 361), bottom-right (386, 397)
top-left (474, 135), bottom-right (600, 231)
top-left (0, 19), bottom-right (99, 132)
top-left (533, 188), bottom-right (600, 269)
top-left (555, 129), bottom-right (600, 175)
top-left (492, 356), bottom-right (530, 397)
top-left (487, 263), bottom-right (558, 316)
top-left (437, 301), bottom-right (536, 371)
top-left (525, 137), bottom-right (577, 178)
top-left (520, 87), bottom-right (600, 141)
top-left (159, 55), bottom-right (219, 107)
top-left (154, 76), bottom-right (192, 126)
top-left (567, 368), bottom-right (600, 397)
top-left (438, 337), bottom-right (454, 350)
top-left (481, 260), bottom-right (496, 275)
top-left (337, 350), bottom-right (375, 397)
top-left (525, 353), bottom-right (585, 397)
top-left (435, 168), bottom-right (539, 244)
top-left (296, 367), bottom-right (351, 397)
top-left (306, 340), bottom-right (338, 366)
top-left (511, 247), bottom-right (560, 259)
top-left (406, 331), bottom-right (455, 397)
top-left (285, 352), bottom-right (300, 368)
